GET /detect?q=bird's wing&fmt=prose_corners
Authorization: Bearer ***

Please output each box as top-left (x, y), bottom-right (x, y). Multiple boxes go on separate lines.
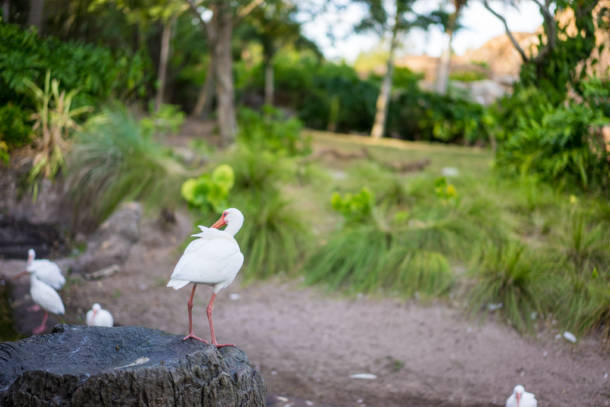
top-left (98, 310), bottom-right (114, 327)
top-left (170, 232), bottom-right (242, 285)
top-left (32, 280), bottom-right (65, 315)
top-left (30, 260), bottom-right (65, 289)
top-left (86, 310), bottom-right (94, 326)
top-left (505, 395), bottom-right (516, 407)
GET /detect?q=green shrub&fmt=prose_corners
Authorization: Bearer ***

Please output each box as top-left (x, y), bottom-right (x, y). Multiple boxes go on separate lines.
top-left (237, 106), bottom-right (309, 156)
top-left (468, 242), bottom-right (555, 333)
top-left (0, 103), bottom-right (31, 151)
top-left (232, 191), bottom-right (310, 279)
top-left (330, 187), bottom-right (374, 223)
top-left (492, 81), bottom-right (609, 193)
top-left (181, 165), bottom-right (235, 212)
top-left (0, 23), bottom-right (148, 109)
top-left (68, 106), bottom-right (185, 224)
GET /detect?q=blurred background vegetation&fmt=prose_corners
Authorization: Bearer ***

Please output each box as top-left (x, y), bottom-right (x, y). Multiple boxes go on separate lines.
top-left (0, 0), bottom-right (608, 342)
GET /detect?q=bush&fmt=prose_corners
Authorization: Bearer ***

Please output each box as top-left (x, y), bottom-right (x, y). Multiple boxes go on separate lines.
top-left (468, 242), bottom-right (555, 334)
top-left (237, 106), bottom-right (310, 156)
top-left (493, 82), bottom-right (610, 193)
top-left (0, 103), bottom-right (31, 151)
top-left (181, 165), bottom-right (235, 213)
top-left (0, 23), bottom-right (148, 110)
top-left (68, 106), bottom-right (185, 224)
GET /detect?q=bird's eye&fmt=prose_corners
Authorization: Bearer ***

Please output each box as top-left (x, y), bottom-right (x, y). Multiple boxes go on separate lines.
top-left (223, 212), bottom-right (228, 217)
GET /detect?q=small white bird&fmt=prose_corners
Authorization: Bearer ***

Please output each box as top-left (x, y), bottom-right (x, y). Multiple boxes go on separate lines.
top-left (86, 303), bottom-right (114, 327)
top-left (506, 385), bottom-right (537, 407)
top-left (167, 208), bottom-right (244, 347)
top-left (29, 273), bottom-right (65, 334)
top-left (26, 248), bottom-right (65, 290)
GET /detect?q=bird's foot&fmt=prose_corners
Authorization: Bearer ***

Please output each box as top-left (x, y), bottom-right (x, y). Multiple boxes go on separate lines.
top-left (32, 325), bottom-right (46, 334)
top-left (27, 305), bottom-right (41, 312)
top-left (182, 333), bottom-right (209, 344)
top-left (212, 342), bottom-right (235, 348)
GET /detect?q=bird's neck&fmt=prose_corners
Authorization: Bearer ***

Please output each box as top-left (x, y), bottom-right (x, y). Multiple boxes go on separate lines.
top-left (224, 221), bottom-right (242, 236)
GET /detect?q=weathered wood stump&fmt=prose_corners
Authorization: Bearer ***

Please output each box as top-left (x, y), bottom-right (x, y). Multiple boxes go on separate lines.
top-left (0, 325), bottom-right (265, 406)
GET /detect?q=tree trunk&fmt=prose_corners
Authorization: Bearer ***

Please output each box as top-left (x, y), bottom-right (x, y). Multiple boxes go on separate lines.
top-left (0, 325), bottom-right (265, 406)
top-left (214, 1), bottom-right (237, 145)
top-left (155, 20), bottom-right (173, 111)
top-left (264, 56), bottom-right (274, 106)
top-left (2, 0), bottom-right (9, 22)
top-left (435, 29), bottom-right (453, 95)
top-left (28, 0), bottom-right (44, 30)
top-left (370, 13), bottom-right (399, 139)
top-left (192, 57), bottom-right (216, 118)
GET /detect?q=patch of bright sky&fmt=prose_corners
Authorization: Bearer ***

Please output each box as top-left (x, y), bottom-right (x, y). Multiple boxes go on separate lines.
top-left (299, 0), bottom-right (543, 62)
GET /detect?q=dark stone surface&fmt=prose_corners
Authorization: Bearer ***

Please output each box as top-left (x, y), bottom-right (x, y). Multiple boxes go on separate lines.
top-left (0, 215), bottom-right (66, 260)
top-left (68, 202), bottom-right (141, 276)
top-left (0, 325), bottom-right (265, 406)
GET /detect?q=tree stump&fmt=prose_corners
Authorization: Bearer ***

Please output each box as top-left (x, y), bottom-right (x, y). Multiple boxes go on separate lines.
top-left (0, 325), bottom-right (265, 406)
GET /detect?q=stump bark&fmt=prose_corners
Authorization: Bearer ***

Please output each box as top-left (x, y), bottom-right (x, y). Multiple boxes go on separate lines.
top-left (0, 325), bottom-right (265, 406)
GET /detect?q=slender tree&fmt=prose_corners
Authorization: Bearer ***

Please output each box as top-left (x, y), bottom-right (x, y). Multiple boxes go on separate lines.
top-left (356, 0), bottom-right (433, 139)
top-left (434, 0), bottom-right (466, 94)
top-left (28, 0), bottom-right (44, 29)
top-left (2, 0), bottom-right (9, 22)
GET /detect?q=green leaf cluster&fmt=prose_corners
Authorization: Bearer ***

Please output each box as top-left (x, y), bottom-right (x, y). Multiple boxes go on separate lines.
top-left (181, 165), bottom-right (235, 213)
top-left (330, 187), bottom-right (374, 223)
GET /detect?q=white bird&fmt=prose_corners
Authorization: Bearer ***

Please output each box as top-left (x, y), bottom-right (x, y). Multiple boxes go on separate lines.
top-left (506, 385), bottom-right (537, 407)
top-left (25, 248), bottom-right (65, 290)
top-left (29, 273), bottom-right (65, 334)
top-left (167, 208), bottom-right (244, 347)
top-left (86, 303), bottom-right (114, 327)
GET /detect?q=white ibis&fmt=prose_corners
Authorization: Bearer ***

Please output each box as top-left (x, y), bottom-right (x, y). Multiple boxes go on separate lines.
top-left (167, 208), bottom-right (244, 347)
top-left (506, 385), bottom-right (537, 407)
top-left (29, 273), bottom-right (65, 334)
top-left (20, 248), bottom-right (66, 290)
top-left (86, 303), bottom-right (114, 327)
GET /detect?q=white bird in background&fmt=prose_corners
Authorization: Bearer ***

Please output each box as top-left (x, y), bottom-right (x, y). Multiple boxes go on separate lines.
top-left (29, 273), bottom-right (65, 334)
top-left (167, 208), bottom-right (244, 347)
top-left (25, 248), bottom-right (65, 290)
top-left (86, 303), bottom-right (114, 327)
top-left (506, 385), bottom-right (537, 407)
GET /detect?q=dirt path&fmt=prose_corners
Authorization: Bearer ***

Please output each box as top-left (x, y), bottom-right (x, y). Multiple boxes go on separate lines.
top-left (4, 210), bottom-right (607, 407)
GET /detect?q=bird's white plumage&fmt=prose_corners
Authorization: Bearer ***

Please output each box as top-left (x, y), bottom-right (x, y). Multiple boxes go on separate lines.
top-left (30, 274), bottom-right (65, 315)
top-left (167, 209), bottom-right (244, 293)
top-left (506, 385), bottom-right (537, 407)
top-left (27, 249), bottom-right (65, 290)
top-left (86, 303), bottom-right (114, 327)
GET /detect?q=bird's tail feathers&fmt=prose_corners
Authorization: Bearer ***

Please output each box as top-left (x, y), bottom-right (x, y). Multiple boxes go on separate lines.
top-left (167, 279), bottom-right (190, 290)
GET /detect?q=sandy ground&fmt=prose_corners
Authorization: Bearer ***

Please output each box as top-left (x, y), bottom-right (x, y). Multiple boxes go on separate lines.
top-left (3, 210), bottom-right (609, 407)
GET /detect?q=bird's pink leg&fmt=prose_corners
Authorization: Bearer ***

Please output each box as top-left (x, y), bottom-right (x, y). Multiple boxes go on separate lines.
top-left (32, 311), bottom-right (48, 334)
top-left (183, 284), bottom-right (208, 343)
top-left (207, 293), bottom-right (234, 348)
top-left (27, 304), bottom-right (41, 312)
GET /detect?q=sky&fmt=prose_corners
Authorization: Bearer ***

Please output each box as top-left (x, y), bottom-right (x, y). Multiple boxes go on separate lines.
top-left (300, 0), bottom-right (543, 62)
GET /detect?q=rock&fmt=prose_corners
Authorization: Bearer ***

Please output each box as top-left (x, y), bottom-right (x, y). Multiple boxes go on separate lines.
top-left (0, 215), bottom-right (66, 260)
top-left (0, 325), bottom-right (265, 406)
top-left (70, 202), bottom-right (141, 276)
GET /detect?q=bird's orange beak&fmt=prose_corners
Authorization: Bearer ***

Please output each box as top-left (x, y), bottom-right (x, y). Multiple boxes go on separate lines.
top-left (211, 215), bottom-right (226, 229)
top-left (516, 393), bottom-right (521, 407)
top-left (12, 270), bottom-right (28, 280)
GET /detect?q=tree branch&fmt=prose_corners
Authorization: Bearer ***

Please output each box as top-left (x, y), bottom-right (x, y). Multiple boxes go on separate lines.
top-left (237, 0), bottom-right (264, 21)
top-left (530, 0), bottom-right (556, 63)
top-left (483, 0), bottom-right (529, 62)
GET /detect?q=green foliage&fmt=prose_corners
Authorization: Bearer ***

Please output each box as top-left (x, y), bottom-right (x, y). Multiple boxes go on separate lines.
top-left (233, 191), bottom-right (310, 280)
top-left (0, 23), bottom-right (148, 109)
top-left (24, 71), bottom-right (91, 186)
top-left (237, 106), bottom-right (309, 156)
top-left (141, 103), bottom-right (185, 135)
top-left (0, 103), bottom-right (32, 151)
top-left (434, 177), bottom-right (458, 204)
top-left (330, 187), bottom-right (374, 223)
top-left (181, 165), bottom-right (235, 212)
top-left (468, 242), bottom-right (554, 334)
top-left (449, 70), bottom-right (487, 82)
top-left (493, 82), bottom-right (609, 192)
top-left (67, 106), bottom-right (184, 224)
